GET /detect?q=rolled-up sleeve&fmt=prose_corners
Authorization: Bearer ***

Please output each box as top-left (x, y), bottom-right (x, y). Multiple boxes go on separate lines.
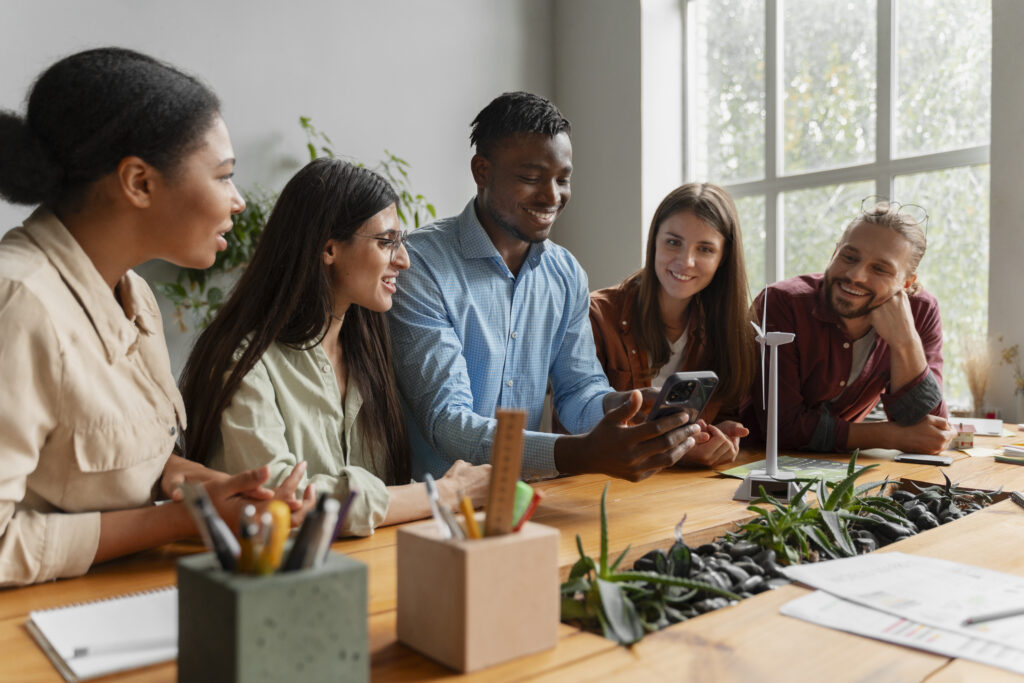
top-left (332, 466), bottom-right (389, 537)
top-left (0, 285), bottom-right (100, 586)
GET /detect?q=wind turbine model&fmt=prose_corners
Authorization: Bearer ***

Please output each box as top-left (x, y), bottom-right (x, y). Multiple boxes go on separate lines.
top-left (733, 289), bottom-right (799, 501)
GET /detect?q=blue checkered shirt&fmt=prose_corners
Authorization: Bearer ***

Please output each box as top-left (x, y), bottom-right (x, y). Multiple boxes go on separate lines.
top-left (387, 199), bottom-right (612, 479)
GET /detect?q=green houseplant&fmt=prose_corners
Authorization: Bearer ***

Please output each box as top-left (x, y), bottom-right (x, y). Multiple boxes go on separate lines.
top-left (155, 117), bottom-right (435, 331)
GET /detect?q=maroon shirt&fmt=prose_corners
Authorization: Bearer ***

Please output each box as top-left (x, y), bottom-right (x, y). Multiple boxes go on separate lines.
top-left (739, 274), bottom-right (947, 451)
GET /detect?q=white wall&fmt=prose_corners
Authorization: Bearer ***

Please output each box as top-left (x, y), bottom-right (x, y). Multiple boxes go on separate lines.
top-left (989, 0), bottom-right (1024, 422)
top-left (1, 0), bottom-right (554, 373)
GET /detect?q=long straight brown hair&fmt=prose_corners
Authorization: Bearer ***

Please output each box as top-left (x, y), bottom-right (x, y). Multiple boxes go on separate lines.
top-left (631, 182), bottom-right (755, 413)
top-left (179, 158), bottom-right (410, 484)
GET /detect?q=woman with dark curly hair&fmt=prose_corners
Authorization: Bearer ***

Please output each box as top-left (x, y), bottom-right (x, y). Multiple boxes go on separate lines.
top-left (0, 47), bottom-right (310, 586)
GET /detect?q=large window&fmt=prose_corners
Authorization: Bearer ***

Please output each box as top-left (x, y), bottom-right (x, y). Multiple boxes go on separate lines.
top-left (685, 0), bottom-right (991, 407)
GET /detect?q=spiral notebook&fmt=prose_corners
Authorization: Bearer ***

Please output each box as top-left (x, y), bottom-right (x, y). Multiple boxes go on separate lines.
top-left (26, 586), bottom-right (177, 682)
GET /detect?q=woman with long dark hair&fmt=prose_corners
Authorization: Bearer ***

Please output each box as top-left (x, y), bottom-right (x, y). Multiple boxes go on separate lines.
top-left (181, 158), bottom-right (490, 536)
top-left (590, 183), bottom-right (755, 467)
top-left (0, 48), bottom-right (309, 587)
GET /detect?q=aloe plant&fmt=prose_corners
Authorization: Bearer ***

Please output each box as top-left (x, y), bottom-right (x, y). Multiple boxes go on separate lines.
top-left (560, 484), bottom-right (739, 645)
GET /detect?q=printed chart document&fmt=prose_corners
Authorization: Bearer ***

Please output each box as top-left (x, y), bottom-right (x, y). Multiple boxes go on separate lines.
top-left (780, 553), bottom-right (1024, 675)
top-left (781, 591), bottom-right (1024, 675)
top-left (26, 586), bottom-right (177, 682)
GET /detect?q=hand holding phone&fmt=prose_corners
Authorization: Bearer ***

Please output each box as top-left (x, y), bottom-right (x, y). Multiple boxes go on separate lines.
top-left (647, 371), bottom-right (719, 423)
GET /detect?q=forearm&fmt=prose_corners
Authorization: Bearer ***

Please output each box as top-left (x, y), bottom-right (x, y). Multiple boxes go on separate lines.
top-left (93, 501), bottom-right (194, 565)
top-left (379, 482), bottom-right (434, 526)
top-left (887, 330), bottom-right (927, 393)
top-left (845, 421), bottom-right (895, 451)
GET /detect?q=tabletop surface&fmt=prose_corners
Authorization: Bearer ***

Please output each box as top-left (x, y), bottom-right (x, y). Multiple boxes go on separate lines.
top-left (3, 427), bottom-right (1024, 682)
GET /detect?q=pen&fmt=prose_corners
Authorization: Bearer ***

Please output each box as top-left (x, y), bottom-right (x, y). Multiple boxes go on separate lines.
top-left (256, 500), bottom-right (290, 574)
top-left (70, 636), bottom-right (176, 659)
top-left (962, 605), bottom-right (1024, 626)
top-left (329, 488), bottom-right (358, 543)
top-left (424, 474), bottom-right (452, 540)
top-left (439, 501), bottom-right (467, 540)
top-left (237, 504), bottom-right (258, 574)
top-left (283, 494), bottom-right (325, 572)
top-left (309, 497), bottom-right (340, 568)
top-left (179, 482), bottom-right (240, 571)
top-left (459, 492), bottom-right (482, 539)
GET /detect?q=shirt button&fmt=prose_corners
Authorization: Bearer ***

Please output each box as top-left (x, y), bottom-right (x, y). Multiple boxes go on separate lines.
top-left (839, 380), bottom-right (847, 387)
top-left (621, 320), bottom-right (627, 326)
top-left (169, 425), bottom-right (177, 436)
top-left (843, 342), bottom-right (850, 349)
top-left (507, 380), bottom-right (514, 387)
top-left (321, 364), bottom-right (331, 373)
top-left (630, 349), bottom-right (637, 355)
top-left (511, 332), bottom-right (517, 339)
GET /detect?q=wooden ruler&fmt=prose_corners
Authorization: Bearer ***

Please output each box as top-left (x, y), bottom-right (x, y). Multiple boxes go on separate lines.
top-left (483, 408), bottom-right (526, 537)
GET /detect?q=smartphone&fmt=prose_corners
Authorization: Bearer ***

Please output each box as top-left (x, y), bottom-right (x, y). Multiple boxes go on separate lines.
top-left (893, 454), bottom-right (954, 466)
top-left (646, 371), bottom-right (719, 423)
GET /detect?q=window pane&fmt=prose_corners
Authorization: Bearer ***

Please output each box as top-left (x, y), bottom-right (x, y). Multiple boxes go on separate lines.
top-left (736, 195), bottom-right (766, 295)
top-left (783, 0), bottom-right (876, 174)
top-left (895, 0), bottom-right (991, 157)
top-left (690, 0), bottom-right (765, 183)
top-left (782, 180), bottom-right (875, 280)
top-left (894, 165), bottom-right (989, 409)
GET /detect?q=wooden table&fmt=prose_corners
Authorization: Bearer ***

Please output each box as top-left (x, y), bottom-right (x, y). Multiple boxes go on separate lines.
top-left (3, 428), bottom-right (1023, 682)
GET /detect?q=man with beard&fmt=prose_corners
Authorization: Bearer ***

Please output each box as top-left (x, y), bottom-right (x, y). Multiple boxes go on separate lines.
top-left (388, 92), bottom-right (704, 481)
top-left (740, 200), bottom-right (955, 454)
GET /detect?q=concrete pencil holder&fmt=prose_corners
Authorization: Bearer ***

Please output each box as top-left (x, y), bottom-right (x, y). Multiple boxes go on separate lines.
top-left (177, 550), bottom-right (367, 683)
top-left (396, 518), bottom-right (559, 673)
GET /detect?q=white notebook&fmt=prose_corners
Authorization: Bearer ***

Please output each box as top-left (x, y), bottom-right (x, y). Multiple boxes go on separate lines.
top-left (26, 586), bottom-right (177, 682)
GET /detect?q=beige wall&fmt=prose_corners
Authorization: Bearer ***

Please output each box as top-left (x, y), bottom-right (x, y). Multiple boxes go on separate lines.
top-left (552, 0), bottom-right (644, 291)
top-left (989, 0), bottom-right (1024, 421)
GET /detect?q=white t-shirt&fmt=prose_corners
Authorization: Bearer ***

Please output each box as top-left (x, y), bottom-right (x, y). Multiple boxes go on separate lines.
top-left (652, 331), bottom-right (687, 388)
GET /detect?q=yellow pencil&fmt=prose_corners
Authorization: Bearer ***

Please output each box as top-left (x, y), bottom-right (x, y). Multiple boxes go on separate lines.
top-left (459, 494), bottom-right (482, 539)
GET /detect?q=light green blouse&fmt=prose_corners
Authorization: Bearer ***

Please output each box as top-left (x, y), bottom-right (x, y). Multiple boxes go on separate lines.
top-left (209, 341), bottom-right (390, 536)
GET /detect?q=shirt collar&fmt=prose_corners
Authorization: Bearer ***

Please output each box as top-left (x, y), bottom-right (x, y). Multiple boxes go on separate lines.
top-left (23, 208), bottom-right (157, 363)
top-left (457, 198), bottom-right (549, 265)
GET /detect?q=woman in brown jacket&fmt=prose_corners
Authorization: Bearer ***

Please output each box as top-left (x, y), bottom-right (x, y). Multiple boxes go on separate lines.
top-left (590, 183), bottom-right (755, 467)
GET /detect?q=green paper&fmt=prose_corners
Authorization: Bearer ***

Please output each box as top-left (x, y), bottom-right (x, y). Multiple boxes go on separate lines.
top-left (511, 481), bottom-right (535, 526)
top-left (722, 456), bottom-right (851, 483)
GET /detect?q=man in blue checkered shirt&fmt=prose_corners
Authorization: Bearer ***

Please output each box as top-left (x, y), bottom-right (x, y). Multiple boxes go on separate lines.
top-left (388, 92), bottom-right (702, 481)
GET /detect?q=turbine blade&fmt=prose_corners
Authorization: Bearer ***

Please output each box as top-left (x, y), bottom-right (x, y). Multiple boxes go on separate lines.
top-left (760, 289), bottom-right (768, 407)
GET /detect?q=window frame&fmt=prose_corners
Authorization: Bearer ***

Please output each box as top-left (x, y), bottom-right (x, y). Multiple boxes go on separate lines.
top-left (682, 0), bottom-right (991, 284)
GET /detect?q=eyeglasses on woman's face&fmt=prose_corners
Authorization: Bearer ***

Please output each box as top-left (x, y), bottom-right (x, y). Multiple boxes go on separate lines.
top-left (352, 229), bottom-right (410, 264)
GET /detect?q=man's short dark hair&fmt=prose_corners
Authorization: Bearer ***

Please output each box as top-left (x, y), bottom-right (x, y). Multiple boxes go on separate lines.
top-left (469, 91), bottom-right (571, 157)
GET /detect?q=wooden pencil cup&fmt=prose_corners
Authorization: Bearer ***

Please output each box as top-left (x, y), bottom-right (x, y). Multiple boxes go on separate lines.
top-left (396, 518), bottom-right (559, 672)
top-left (177, 551), bottom-right (368, 683)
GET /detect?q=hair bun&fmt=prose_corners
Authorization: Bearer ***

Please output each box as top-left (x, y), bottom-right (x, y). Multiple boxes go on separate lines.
top-left (0, 110), bottom-right (62, 205)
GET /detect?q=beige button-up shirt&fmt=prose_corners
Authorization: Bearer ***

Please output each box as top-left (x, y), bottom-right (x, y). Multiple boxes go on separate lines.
top-left (209, 341), bottom-right (390, 537)
top-left (0, 209), bottom-right (184, 587)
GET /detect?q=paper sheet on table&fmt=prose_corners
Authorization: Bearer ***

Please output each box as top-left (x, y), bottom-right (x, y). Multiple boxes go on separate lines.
top-left (782, 552), bottom-right (1024, 652)
top-left (959, 446), bottom-right (1001, 457)
top-left (781, 591), bottom-right (1024, 675)
top-left (949, 418), bottom-right (1007, 436)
